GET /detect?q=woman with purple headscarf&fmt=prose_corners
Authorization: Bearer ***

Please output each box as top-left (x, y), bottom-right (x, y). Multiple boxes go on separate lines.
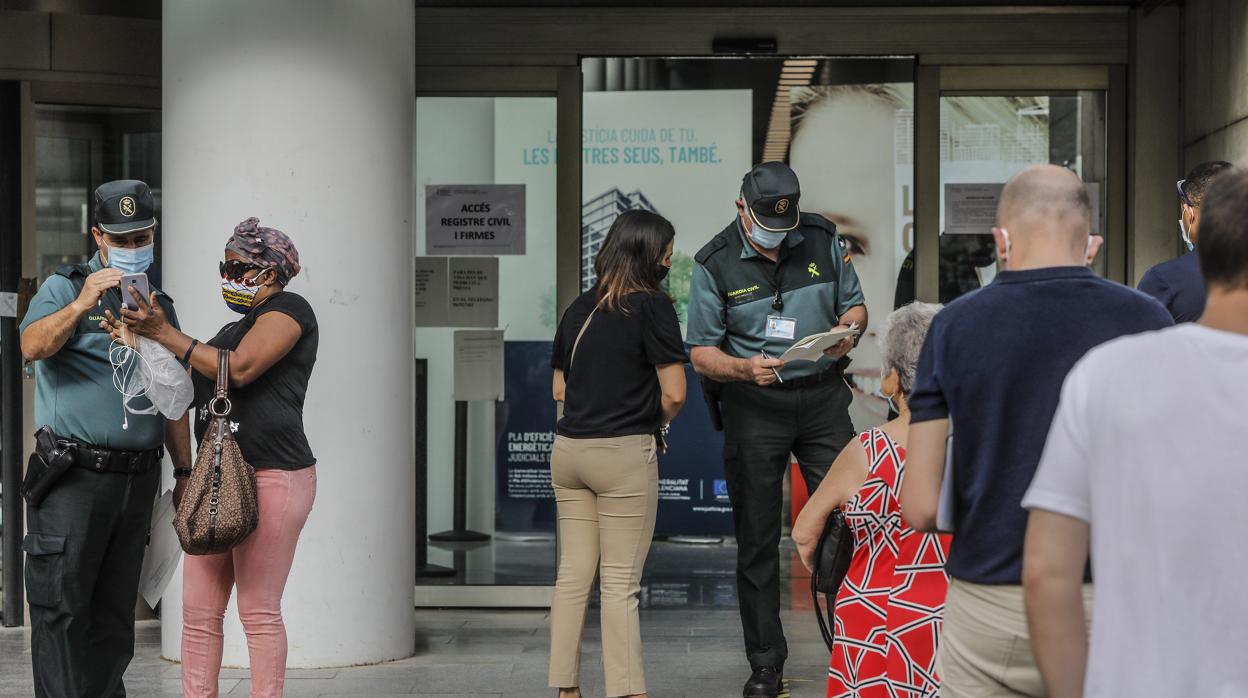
top-left (105, 216), bottom-right (319, 696)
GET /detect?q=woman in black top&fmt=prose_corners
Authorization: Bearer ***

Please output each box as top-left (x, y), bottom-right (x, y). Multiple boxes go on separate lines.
top-left (107, 217), bottom-right (317, 695)
top-left (547, 210), bottom-right (687, 698)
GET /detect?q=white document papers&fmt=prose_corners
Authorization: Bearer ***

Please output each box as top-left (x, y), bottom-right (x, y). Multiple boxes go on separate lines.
top-left (139, 490), bottom-right (182, 607)
top-left (779, 325), bottom-right (860, 363)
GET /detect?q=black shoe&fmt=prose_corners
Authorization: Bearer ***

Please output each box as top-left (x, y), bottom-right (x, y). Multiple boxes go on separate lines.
top-left (743, 666), bottom-right (783, 698)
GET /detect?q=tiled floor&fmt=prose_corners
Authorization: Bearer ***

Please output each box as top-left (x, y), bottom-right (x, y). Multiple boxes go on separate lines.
top-left (0, 605), bottom-right (829, 697)
top-left (0, 538), bottom-right (830, 697)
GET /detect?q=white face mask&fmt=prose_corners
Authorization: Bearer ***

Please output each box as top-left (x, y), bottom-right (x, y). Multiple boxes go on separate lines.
top-left (875, 388), bottom-right (897, 414)
top-left (1180, 214), bottom-right (1194, 251)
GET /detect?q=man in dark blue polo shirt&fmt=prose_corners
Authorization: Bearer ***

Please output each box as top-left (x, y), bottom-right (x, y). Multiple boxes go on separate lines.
top-left (687, 162), bottom-right (867, 698)
top-left (1138, 160), bottom-right (1232, 322)
top-left (899, 165), bottom-right (1172, 697)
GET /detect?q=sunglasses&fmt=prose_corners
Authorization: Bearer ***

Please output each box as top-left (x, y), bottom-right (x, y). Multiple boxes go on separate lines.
top-left (1177, 179), bottom-right (1193, 208)
top-left (219, 259), bottom-right (263, 280)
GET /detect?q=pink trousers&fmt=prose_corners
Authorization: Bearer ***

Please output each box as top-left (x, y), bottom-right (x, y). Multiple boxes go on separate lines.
top-left (181, 467), bottom-right (317, 698)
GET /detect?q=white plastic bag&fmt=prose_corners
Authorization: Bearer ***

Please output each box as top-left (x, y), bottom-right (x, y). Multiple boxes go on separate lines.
top-left (120, 336), bottom-right (194, 420)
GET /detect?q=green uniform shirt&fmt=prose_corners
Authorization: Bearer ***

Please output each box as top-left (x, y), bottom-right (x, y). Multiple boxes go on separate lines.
top-left (686, 213), bottom-right (865, 379)
top-left (19, 254), bottom-right (179, 450)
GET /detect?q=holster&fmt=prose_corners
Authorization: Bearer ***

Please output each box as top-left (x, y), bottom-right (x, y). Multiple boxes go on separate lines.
top-left (22, 426), bottom-right (76, 508)
top-left (701, 376), bottom-right (725, 432)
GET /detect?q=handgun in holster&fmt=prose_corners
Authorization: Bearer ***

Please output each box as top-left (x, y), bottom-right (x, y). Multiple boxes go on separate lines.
top-left (701, 376), bottom-right (725, 432)
top-left (22, 426), bottom-right (76, 507)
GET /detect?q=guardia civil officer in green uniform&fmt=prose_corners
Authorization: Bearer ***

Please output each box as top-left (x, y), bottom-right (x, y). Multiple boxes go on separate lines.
top-left (19, 180), bottom-right (193, 697)
top-left (687, 162), bottom-right (867, 698)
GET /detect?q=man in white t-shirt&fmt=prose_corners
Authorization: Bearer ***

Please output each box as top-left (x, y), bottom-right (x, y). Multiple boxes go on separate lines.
top-left (1021, 166), bottom-right (1248, 698)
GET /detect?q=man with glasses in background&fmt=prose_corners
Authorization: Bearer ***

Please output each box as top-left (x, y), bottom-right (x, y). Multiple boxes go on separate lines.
top-left (687, 161), bottom-right (867, 698)
top-left (1138, 160), bottom-right (1233, 322)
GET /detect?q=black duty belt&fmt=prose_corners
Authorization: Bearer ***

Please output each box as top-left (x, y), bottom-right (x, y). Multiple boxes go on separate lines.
top-left (67, 441), bottom-right (162, 474)
top-left (767, 367), bottom-right (842, 390)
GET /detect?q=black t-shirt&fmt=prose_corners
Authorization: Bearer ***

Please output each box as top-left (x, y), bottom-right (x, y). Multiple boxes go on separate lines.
top-left (193, 292), bottom-right (319, 470)
top-left (552, 289), bottom-right (686, 438)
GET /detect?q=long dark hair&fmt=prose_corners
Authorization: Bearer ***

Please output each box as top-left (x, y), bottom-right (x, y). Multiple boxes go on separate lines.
top-left (594, 209), bottom-right (675, 313)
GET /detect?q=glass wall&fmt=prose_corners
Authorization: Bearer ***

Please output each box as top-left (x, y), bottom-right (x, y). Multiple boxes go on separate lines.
top-left (581, 56), bottom-right (916, 434)
top-left (414, 96), bottom-right (559, 584)
top-left (572, 57), bottom-right (915, 606)
top-left (934, 92), bottom-right (1108, 302)
top-left (33, 106), bottom-right (162, 283)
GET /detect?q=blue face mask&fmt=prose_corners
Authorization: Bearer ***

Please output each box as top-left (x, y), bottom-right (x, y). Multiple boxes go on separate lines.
top-left (105, 243), bottom-right (154, 274)
top-left (750, 227), bottom-right (787, 250)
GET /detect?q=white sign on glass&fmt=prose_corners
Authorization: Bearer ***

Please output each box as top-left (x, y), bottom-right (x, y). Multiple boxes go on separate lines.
top-left (945, 181), bottom-right (1103, 236)
top-left (413, 256), bottom-right (499, 328)
top-left (413, 257), bottom-right (450, 327)
top-left (944, 183), bottom-right (1004, 235)
top-left (453, 330), bottom-right (505, 401)
top-left (426, 184), bottom-right (526, 255)
top-left (449, 257), bottom-right (499, 328)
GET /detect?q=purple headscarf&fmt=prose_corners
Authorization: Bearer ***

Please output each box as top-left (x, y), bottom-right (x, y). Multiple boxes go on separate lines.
top-left (226, 217), bottom-right (301, 285)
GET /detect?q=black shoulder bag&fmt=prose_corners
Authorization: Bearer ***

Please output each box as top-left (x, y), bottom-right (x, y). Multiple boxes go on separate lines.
top-left (810, 508), bottom-right (854, 652)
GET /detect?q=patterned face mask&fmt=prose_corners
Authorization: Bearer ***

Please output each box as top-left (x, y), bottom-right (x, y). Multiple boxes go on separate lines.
top-left (220, 269), bottom-right (269, 314)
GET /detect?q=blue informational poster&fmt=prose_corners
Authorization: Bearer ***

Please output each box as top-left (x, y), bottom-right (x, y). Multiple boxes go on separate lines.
top-left (494, 341), bottom-right (734, 537)
top-left (494, 341), bottom-right (559, 533)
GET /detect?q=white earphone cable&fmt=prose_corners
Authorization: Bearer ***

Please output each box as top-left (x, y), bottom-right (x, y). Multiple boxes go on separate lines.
top-left (109, 336), bottom-right (155, 430)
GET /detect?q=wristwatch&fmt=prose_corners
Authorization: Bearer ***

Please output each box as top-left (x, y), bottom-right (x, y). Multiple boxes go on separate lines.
top-left (173, 467), bottom-right (193, 478)
top-left (659, 423), bottom-right (671, 437)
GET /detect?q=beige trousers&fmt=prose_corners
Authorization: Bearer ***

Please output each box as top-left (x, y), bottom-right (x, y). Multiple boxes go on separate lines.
top-left (938, 578), bottom-right (1094, 698)
top-left (548, 434), bottom-right (659, 697)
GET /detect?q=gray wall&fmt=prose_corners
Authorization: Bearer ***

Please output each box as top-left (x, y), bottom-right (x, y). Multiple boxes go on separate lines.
top-left (1183, 0), bottom-right (1248, 167)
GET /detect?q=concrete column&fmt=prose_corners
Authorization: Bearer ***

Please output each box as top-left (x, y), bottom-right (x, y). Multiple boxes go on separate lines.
top-left (1128, 4), bottom-right (1182, 284)
top-left (161, 0), bottom-right (415, 667)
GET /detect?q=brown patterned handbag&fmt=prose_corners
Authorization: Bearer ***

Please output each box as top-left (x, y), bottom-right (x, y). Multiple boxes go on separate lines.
top-left (174, 349), bottom-right (259, 555)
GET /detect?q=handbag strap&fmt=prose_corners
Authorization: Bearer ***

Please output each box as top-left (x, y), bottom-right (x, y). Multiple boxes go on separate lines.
top-left (811, 524), bottom-right (836, 651)
top-left (215, 349), bottom-right (230, 399)
top-left (208, 349), bottom-right (232, 420)
top-left (567, 306), bottom-right (598, 372)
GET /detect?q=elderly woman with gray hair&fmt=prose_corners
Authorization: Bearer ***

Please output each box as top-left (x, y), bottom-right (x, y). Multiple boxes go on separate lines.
top-left (792, 302), bottom-right (951, 698)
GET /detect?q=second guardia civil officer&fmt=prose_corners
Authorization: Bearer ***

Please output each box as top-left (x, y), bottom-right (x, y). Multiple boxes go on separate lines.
top-left (18, 180), bottom-right (193, 696)
top-left (687, 162), bottom-right (867, 698)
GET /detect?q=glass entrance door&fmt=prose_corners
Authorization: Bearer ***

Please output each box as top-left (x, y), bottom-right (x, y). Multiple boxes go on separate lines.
top-left (935, 91), bottom-right (1109, 303)
top-left (414, 95), bottom-right (561, 588)
top-left (33, 105), bottom-right (162, 283)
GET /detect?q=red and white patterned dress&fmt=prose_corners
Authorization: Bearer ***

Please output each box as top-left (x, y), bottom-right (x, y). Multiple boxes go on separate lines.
top-left (827, 428), bottom-right (952, 698)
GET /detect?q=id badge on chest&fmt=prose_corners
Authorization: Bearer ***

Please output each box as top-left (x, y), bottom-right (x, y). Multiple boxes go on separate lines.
top-left (765, 315), bottom-right (797, 341)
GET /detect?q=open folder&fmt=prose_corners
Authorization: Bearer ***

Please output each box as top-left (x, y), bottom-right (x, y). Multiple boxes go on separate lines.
top-left (779, 325), bottom-right (861, 363)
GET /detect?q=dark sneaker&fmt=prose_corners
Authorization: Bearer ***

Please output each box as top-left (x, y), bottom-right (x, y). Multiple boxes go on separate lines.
top-left (743, 666), bottom-right (783, 698)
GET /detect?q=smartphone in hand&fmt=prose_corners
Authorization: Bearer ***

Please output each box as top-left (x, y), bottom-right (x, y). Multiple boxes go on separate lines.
top-left (120, 272), bottom-right (150, 312)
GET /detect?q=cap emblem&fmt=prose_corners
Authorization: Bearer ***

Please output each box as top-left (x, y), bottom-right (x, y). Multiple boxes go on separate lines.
top-left (774, 199), bottom-right (790, 215)
top-left (119, 196), bottom-right (136, 217)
